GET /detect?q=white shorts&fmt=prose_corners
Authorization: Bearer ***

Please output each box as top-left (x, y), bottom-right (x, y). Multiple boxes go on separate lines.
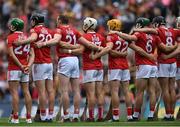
top-left (108, 69), bottom-right (130, 81)
top-left (158, 63), bottom-right (177, 78)
top-left (7, 70), bottom-right (29, 82)
top-left (136, 65), bottom-right (157, 79)
top-left (83, 70), bottom-right (103, 83)
top-left (32, 63), bottom-right (53, 81)
top-left (58, 57), bottom-right (79, 78)
top-left (176, 67), bottom-right (180, 80)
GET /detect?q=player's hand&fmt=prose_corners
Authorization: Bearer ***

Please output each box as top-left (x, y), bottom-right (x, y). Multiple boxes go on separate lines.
top-left (148, 54), bottom-right (157, 61)
top-left (23, 65), bottom-right (30, 74)
top-left (109, 30), bottom-right (119, 35)
top-left (14, 39), bottom-right (23, 46)
top-left (161, 55), bottom-right (169, 60)
top-left (75, 44), bottom-right (81, 48)
top-left (89, 51), bottom-right (97, 60)
top-left (20, 65), bottom-right (27, 72)
top-left (98, 46), bottom-right (103, 51)
top-left (35, 42), bottom-right (46, 48)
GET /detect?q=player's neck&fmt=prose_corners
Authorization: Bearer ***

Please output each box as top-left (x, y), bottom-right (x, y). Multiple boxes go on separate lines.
top-left (86, 30), bottom-right (95, 33)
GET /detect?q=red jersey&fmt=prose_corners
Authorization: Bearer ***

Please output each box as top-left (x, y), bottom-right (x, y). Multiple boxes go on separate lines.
top-left (82, 32), bottom-right (106, 70)
top-left (157, 27), bottom-right (179, 64)
top-left (55, 25), bottom-right (82, 58)
top-left (174, 29), bottom-right (180, 67)
top-left (7, 31), bottom-right (30, 70)
top-left (30, 25), bottom-right (53, 63)
top-left (133, 32), bottom-right (161, 66)
top-left (107, 33), bottom-right (129, 69)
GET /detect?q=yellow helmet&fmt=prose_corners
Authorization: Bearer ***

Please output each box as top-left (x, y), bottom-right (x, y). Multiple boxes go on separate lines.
top-left (107, 19), bottom-right (122, 31)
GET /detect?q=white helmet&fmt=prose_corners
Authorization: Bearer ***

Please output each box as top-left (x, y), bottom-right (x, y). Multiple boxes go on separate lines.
top-left (83, 17), bottom-right (97, 32)
top-left (176, 16), bottom-right (180, 29)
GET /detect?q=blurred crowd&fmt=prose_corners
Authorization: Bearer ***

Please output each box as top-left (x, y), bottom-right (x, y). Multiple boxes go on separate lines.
top-left (0, 0), bottom-right (179, 100)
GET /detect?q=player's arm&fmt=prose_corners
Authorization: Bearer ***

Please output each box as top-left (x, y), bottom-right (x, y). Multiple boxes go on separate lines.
top-left (78, 37), bottom-right (102, 51)
top-left (158, 42), bottom-right (178, 53)
top-left (129, 42), bottom-right (156, 61)
top-left (35, 34), bottom-right (60, 48)
top-left (16, 33), bottom-right (38, 46)
top-left (89, 42), bottom-right (113, 60)
top-left (27, 47), bottom-right (35, 67)
top-left (162, 43), bottom-right (180, 59)
top-left (110, 31), bottom-right (138, 42)
top-left (8, 47), bottom-right (24, 69)
top-left (59, 41), bottom-right (80, 49)
top-left (133, 28), bottom-right (158, 34)
top-left (59, 45), bottom-right (85, 55)
top-left (109, 50), bottom-right (128, 57)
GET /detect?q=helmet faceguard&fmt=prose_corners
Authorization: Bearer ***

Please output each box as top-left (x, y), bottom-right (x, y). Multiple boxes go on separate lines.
top-left (83, 17), bottom-right (97, 32)
top-left (8, 18), bottom-right (24, 32)
top-left (135, 17), bottom-right (150, 28)
top-left (107, 19), bottom-right (122, 31)
top-left (30, 13), bottom-right (44, 27)
top-left (152, 16), bottom-right (166, 28)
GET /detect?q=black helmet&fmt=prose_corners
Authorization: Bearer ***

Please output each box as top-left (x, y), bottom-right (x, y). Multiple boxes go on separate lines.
top-left (30, 13), bottom-right (44, 26)
top-left (152, 16), bottom-right (166, 27)
top-left (135, 17), bottom-right (150, 28)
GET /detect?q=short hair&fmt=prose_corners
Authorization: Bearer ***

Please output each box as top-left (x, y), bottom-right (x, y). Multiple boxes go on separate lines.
top-left (58, 15), bottom-right (69, 24)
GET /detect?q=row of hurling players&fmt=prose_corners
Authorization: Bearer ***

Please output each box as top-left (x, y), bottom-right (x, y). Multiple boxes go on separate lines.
top-left (7, 13), bottom-right (180, 123)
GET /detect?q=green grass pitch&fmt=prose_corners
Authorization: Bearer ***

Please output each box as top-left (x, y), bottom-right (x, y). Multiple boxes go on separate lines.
top-left (0, 118), bottom-right (180, 126)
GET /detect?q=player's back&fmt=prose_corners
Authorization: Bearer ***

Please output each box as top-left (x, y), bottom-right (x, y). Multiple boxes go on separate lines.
top-left (157, 27), bottom-right (177, 64)
top-left (56, 25), bottom-right (81, 58)
top-left (107, 33), bottom-right (129, 69)
top-left (82, 32), bottom-right (105, 70)
top-left (133, 32), bottom-right (159, 65)
top-left (31, 25), bottom-right (53, 63)
top-left (7, 31), bottom-right (30, 70)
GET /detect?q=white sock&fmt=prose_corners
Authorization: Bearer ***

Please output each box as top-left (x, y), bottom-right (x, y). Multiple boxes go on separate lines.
top-left (64, 114), bottom-right (70, 119)
top-left (127, 115), bottom-right (133, 120)
top-left (40, 115), bottom-right (46, 121)
top-left (48, 114), bottom-right (53, 120)
top-left (165, 114), bottom-right (171, 118)
top-left (148, 111), bottom-right (154, 118)
top-left (133, 112), bottom-right (139, 118)
top-left (73, 114), bottom-right (79, 119)
top-left (113, 115), bottom-right (119, 120)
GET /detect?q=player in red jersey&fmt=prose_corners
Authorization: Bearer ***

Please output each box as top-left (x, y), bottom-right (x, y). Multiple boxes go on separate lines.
top-left (92, 18), bottom-right (160, 121)
top-left (35, 15), bottom-right (101, 122)
top-left (161, 16), bottom-right (180, 120)
top-left (111, 17), bottom-right (177, 121)
top-left (14, 13), bottom-right (55, 122)
top-left (7, 18), bottom-right (34, 123)
top-left (106, 19), bottom-right (134, 121)
top-left (151, 16), bottom-right (179, 120)
top-left (78, 17), bottom-right (106, 122)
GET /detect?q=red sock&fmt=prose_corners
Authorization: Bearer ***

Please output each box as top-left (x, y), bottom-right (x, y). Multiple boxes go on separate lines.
top-left (26, 113), bottom-right (31, 119)
top-left (113, 108), bottom-right (119, 116)
top-left (127, 107), bottom-right (132, 116)
top-left (64, 110), bottom-right (69, 115)
top-left (40, 109), bottom-right (46, 116)
top-left (98, 106), bottom-right (103, 119)
top-left (89, 108), bottom-right (94, 120)
top-left (49, 109), bottom-right (54, 115)
top-left (166, 108), bottom-right (171, 115)
top-left (74, 109), bottom-right (79, 114)
top-left (150, 106), bottom-right (155, 112)
top-left (13, 112), bottom-right (18, 119)
top-left (170, 109), bottom-right (174, 115)
top-left (134, 108), bottom-right (140, 113)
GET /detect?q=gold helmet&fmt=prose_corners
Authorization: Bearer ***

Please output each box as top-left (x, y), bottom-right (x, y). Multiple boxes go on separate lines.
top-left (107, 19), bottom-right (122, 31)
